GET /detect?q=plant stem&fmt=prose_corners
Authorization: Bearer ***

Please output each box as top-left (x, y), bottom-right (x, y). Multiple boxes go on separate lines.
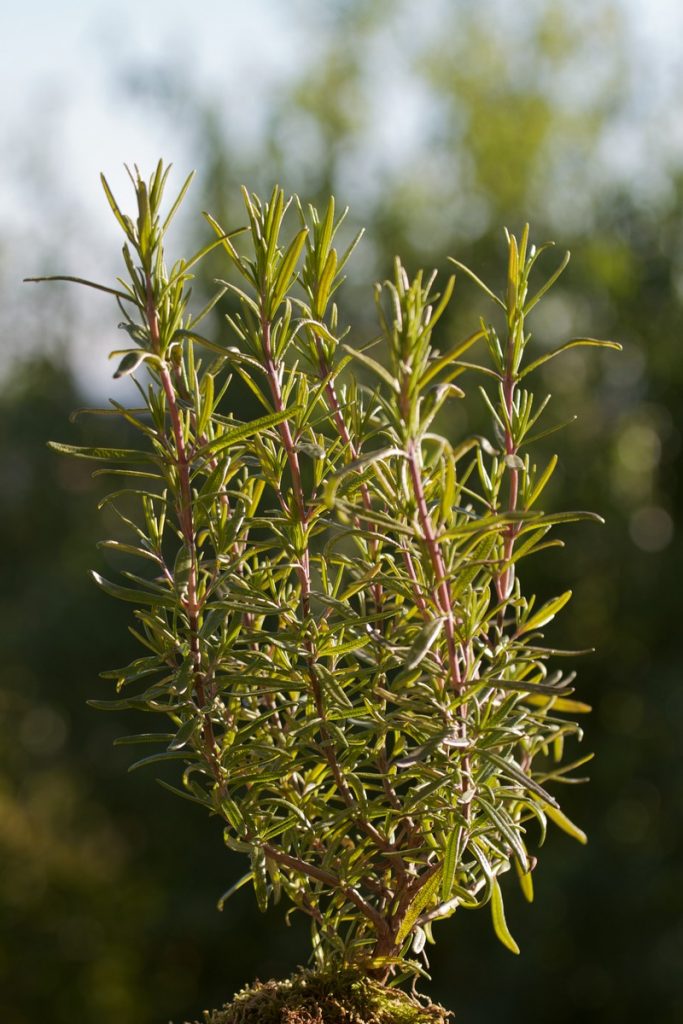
top-left (406, 439), bottom-right (462, 691)
top-left (145, 274), bottom-right (219, 767)
top-left (262, 310), bottom-right (403, 916)
top-left (498, 314), bottom-right (521, 604)
top-left (315, 341), bottom-right (384, 613)
top-left (262, 843), bottom-right (392, 942)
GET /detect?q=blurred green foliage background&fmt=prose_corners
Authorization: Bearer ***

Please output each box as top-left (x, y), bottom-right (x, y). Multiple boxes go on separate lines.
top-left (1, 1), bottom-right (682, 1021)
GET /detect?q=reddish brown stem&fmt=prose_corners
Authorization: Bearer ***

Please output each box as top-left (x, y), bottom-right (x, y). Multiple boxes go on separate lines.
top-left (262, 847), bottom-right (391, 941)
top-left (261, 316), bottom-right (312, 607)
top-left (497, 324), bottom-right (521, 603)
top-left (316, 342), bottom-right (384, 613)
top-left (405, 435), bottom-right (471, 831)
top-left (406, 439), bottom-right (462, 691)
top-left (261, 311), bottom-right (402, 883)
top-left (145, 274), bottom-right (219, 769)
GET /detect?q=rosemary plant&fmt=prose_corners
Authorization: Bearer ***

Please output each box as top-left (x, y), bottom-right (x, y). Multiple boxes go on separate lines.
top-left (35, 163), bottom-right (619, 985)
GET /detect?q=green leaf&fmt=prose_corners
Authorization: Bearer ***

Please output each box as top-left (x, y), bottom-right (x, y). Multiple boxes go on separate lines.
top-left (100, 174), bottom-right (136, 241)
top-left (450, 535), bottom-right (497, 599)
top-left (271, 227), bottom-right (308, 312)
top-left (522, 415), bottom-right (578, 446)
top-left (87, 698), bottom-right (152, 712)
top-left (337, 226), bottom-right (364, 275)
top-left (323, 446), bottom-right (402, 506)
top-left (155, 779), bottom-right (212, 809)
top-left (317, 196), bottom-right (336, 266)
top-left (396, 618), bottom-right (445, 679)
top-left (219, 280), bottom-right (261, 316)
top-left (149, 159), bottom-right (170, 212)
top-left (113, 732), bottom-right (174, 746)
top-left (519, 511), bottom-right (605, 530)
top-left (518, 590), bottom-right (572, 635)
top-left (441, 827), bottom-right (462, 903)
top-left (198, 372), bottom-right (215, 436)
top-left (490, 875), bottom-right (520, 954)
top-left (514, 856), bottom-right (534, 903)
top-left (196, 408), bottom-right (300, 457)
top-left (160, 170), bottom-right (195, 234)
top-left (526, 454), bottom-right (558, 509)
top-left (317, 248), bottom-right (338, 311)
top-left (113, 351), bottom-right (147, 379)
top-left (519, 338), bottom-right (622, 379)
top-left (296, 317), bottom-right (338, 347)
top-left (204, 212), bottom-right (250, 279)
top-left (448, 258), bottom-right (505, 309)
top-left (48, 441), bottom-right (155, 463)
top-left (420, 327), bottom-right (487, 388)
top-left (540, 801), bottom-right (588, 844)
top-left (396, 866), bottom-right (443, 946)
top-left (188, 285), bottom-right (229, 331)
top-left (317, 634), bottom-right (372, 658)
top-left (91, 571), bottom-right (177, 609)
top-left (252, 848), bottom-right (269, 912)
top-left (480, 750), bottom-right (558, 807)
top-left (476, 796), bottom-right (528, 872)
top-left (342, 343), bottom-right (398, 391)
top-left (523, 694), bottom-right (591, 714)
top-left (421, 273), bottom-right (456, 336)
top-left (523, 249), bottom-right (570, 314)
top-left (97, 540), bottom-right (161, 564)
top-left (127, 751), bottom-right (197, 773)
top-left (217, 872), bottom-right (253, 911)
top-left (485, 676), bottom-right (574, 697)
top-left (168, 717), bottom-right (198, 751)
top-left (25, 275), bottom-right (134, 302)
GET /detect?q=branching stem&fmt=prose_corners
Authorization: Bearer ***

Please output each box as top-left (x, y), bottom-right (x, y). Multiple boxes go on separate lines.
top-left (145, 273), bottom-right (220, 771)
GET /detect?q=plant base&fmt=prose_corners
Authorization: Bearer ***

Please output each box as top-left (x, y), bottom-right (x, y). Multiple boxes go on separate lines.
top-left (187, 968), bottom-right (452, 1024)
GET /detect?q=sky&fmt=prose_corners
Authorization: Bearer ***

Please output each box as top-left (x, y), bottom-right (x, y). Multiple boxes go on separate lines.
top-left (1, 0), bottom-right (682, 392)
top-left (0, 2), bottom-right (300, 232)
top-left (3, 0), bottom-right (681, 224)
top-left (0, 1), bottom-right (306, 389)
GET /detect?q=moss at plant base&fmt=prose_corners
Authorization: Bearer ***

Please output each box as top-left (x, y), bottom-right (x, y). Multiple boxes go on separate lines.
top-left (187, 968), bottom-right (452, 1024)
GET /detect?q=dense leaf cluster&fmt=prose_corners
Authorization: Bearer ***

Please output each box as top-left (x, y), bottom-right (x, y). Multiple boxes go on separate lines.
top-left (42, 164), bottom-right (618, 982)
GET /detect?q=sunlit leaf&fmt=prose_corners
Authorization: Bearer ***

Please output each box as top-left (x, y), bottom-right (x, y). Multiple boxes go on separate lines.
top-left (490, 876), bottom-right (520, 954)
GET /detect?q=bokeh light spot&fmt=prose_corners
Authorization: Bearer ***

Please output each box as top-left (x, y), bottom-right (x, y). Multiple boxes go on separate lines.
top-left (629, 505), bottom-right (674, 552)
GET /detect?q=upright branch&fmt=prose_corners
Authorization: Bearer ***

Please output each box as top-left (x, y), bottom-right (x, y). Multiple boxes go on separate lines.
top-left (37, 165), bottom-right (619, 985)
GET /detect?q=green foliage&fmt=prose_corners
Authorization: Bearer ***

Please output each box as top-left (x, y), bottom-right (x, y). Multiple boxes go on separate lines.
top-left (39, 163), bottom-right (617, 983)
